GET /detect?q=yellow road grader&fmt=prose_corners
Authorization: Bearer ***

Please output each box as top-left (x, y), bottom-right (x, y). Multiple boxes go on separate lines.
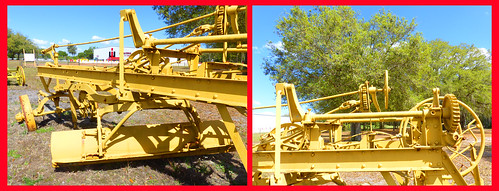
top-left (253, 71), bottom-right (485, 185)
top-left (15, 6), bottom-right (248, 170)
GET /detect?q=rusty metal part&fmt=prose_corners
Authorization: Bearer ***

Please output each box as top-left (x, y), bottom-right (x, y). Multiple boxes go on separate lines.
top-left (18, 95), bottom-right (36, 131)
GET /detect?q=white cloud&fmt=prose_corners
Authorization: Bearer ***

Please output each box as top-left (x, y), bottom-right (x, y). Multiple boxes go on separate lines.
top-left (253, 46), bottom-right (262, 54)
top-left (254, 111), bottom-right (276, 116)
top-left (32, 38), bottom-right (48, 45)
top-left (253, 100), bottom-right (261, 106)
top-left (391, 42), bottom-right (400, 48)
top-left (264, 41), bottom-right (284, 51)
top-left (61, 38), bottom-right (70, 44)
top-left (478, 48), bottom-right (491, 59)
top-left (92, 35), bottom-right (103, 40)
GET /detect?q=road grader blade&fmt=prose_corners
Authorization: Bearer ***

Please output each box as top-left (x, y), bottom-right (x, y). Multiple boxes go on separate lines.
top-left (15, 6), bottom-right (248, 170)
top-left (253, 71), bottom-right (485, 185)
top-left (51, 121), bottom-right (232, 167)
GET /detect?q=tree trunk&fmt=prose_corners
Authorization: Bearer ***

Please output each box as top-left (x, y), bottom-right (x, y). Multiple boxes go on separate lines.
top-left (350, 123), bottom-right (361, 141)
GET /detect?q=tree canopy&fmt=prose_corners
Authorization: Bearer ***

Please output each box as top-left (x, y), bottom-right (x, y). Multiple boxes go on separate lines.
top-left (263, 6), bottom-right (491, 126)
top-left (153, 6), bottom-right (247, 63)
top-left (77, 47), bottom-right (96, 59)
top-left (7, 28), bottom-right (38, 60)
top-left (67, 43), bottom-right (77, 56)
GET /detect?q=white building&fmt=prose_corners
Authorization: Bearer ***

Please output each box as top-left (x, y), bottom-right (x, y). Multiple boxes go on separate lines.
top-left (92, 47), bottom-right (189, 66)
top-left (93, 47), bottom-right (139, 61)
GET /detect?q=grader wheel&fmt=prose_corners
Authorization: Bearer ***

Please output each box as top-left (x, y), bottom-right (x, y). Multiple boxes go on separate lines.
top-left (16, 66), bottom-right (26, 86)
top-left (19, 95), bottom-right (36, 131)
top-left (400, 96), bottom-right (485, 180)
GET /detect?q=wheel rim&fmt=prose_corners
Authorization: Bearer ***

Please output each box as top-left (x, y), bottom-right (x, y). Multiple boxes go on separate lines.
top-left (19, 95), bottom-right (36, 131)
top-left (399, 96), bottom-right (485, 177)
top-left (17, 66), bottom-right (26, 86)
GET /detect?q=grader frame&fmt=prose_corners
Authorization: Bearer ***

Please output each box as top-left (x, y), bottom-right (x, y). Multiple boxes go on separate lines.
top-left (15, 6), bottom-right (248, 170)
top-left (253, 71), bottom-right (485, 185)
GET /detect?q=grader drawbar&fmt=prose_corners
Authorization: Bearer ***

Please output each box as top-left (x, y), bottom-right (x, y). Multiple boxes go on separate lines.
top-left (253, 71), bottom-right (485, 185)
top-left (15, 6), bottom-right (248, 170)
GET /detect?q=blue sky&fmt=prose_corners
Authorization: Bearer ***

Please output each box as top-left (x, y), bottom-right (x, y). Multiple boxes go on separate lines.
top-left (252, 6), bottom-right (492, 115)
top-left (8, 6), bottom-right (177, 53)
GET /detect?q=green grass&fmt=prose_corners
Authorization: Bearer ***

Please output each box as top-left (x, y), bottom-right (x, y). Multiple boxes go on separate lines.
top-left (62, 111), bottom-right (71, 117)
top-left (7, 150), bottom-right (21, 158)
top-left (147, 178), bottom-right (158, 185)
top-left (196, 165), bottom-right (209, 174)
top-left (215, 164), bottom-right (226, 173)
top-left (22, 176), bottom-right (43, 185)
top-left (35, 127), bottom-right (54, 133)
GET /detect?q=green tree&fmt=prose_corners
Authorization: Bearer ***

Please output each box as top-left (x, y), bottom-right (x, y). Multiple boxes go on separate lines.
top-left (417, 40), bottom-right (491, 127)
top-left (67, 43), bottom-right (77, 56)
top-left (153, 6), bottom-right (247, 63)
top-left (263, 6), bottom-right (427, 113)
top-left (7, 28), bottom-right (38, 60)
top-left (57, 50), bottom-right (68, 59)
top-left (263, 6), bottom-right (491, 128)
top-left (76, 47), bottom-right (96, 59)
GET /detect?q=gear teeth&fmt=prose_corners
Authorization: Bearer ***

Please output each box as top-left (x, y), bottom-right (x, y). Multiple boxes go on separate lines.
top-left (215, 6), bottom-right (225, 35)
top-left (442, 94), bottom-right (460, 132)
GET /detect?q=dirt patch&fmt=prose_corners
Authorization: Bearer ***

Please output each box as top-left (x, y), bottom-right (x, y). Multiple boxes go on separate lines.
top-left (7, 61), bottom-right (247, 185)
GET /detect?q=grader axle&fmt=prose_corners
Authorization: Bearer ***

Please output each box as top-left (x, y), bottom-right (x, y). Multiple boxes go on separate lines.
top-left (253, 71), bottom-right (484, 185)
top-left (15, 6), bottom-right (248, 170)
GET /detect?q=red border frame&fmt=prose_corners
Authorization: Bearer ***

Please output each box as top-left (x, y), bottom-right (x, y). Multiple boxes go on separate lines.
top-left (2, 0), bottom-right (496, 190)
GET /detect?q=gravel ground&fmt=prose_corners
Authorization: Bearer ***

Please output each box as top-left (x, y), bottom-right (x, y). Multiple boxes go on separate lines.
top-left (7, 62), bottom-right (247, 185)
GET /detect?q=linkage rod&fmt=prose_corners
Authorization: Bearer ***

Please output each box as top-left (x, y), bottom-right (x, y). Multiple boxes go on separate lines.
top-left (56, 11), bottom-right (217, 47)
top-left (312, 110), bottom-right (423, 121)
top-left (254, 90), bottom-right (358, 109)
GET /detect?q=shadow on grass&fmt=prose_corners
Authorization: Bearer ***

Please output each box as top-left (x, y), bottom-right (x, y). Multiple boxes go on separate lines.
top-left (55, 153), bottom-right (247, 185)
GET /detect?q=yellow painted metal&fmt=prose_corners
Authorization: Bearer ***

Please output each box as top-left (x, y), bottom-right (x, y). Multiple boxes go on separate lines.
top-left (253, 71), bottom-right (484, 185)
top-left (7, 66), bottom-right (26, 86)
top-left (17, 94), bottom-right (36, 131)
top-left (51, 120), bottom-right (232, 167)
top-left (16, 6), bottom-right (248, 170)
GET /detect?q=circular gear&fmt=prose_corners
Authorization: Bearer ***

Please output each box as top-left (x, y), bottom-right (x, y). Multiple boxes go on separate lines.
top-left (215, 6), bottom-right (226, 35)
top-left (360, 85), bottom-right (369, 111)
top-left (442, 94), bottom-right (460, 132)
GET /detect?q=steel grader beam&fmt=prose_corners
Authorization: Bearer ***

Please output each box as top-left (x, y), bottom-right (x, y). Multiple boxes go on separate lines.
top-left (253, 147), bottom-right (467, 185)
top-left (37, 65), bottom-right (247, 108)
